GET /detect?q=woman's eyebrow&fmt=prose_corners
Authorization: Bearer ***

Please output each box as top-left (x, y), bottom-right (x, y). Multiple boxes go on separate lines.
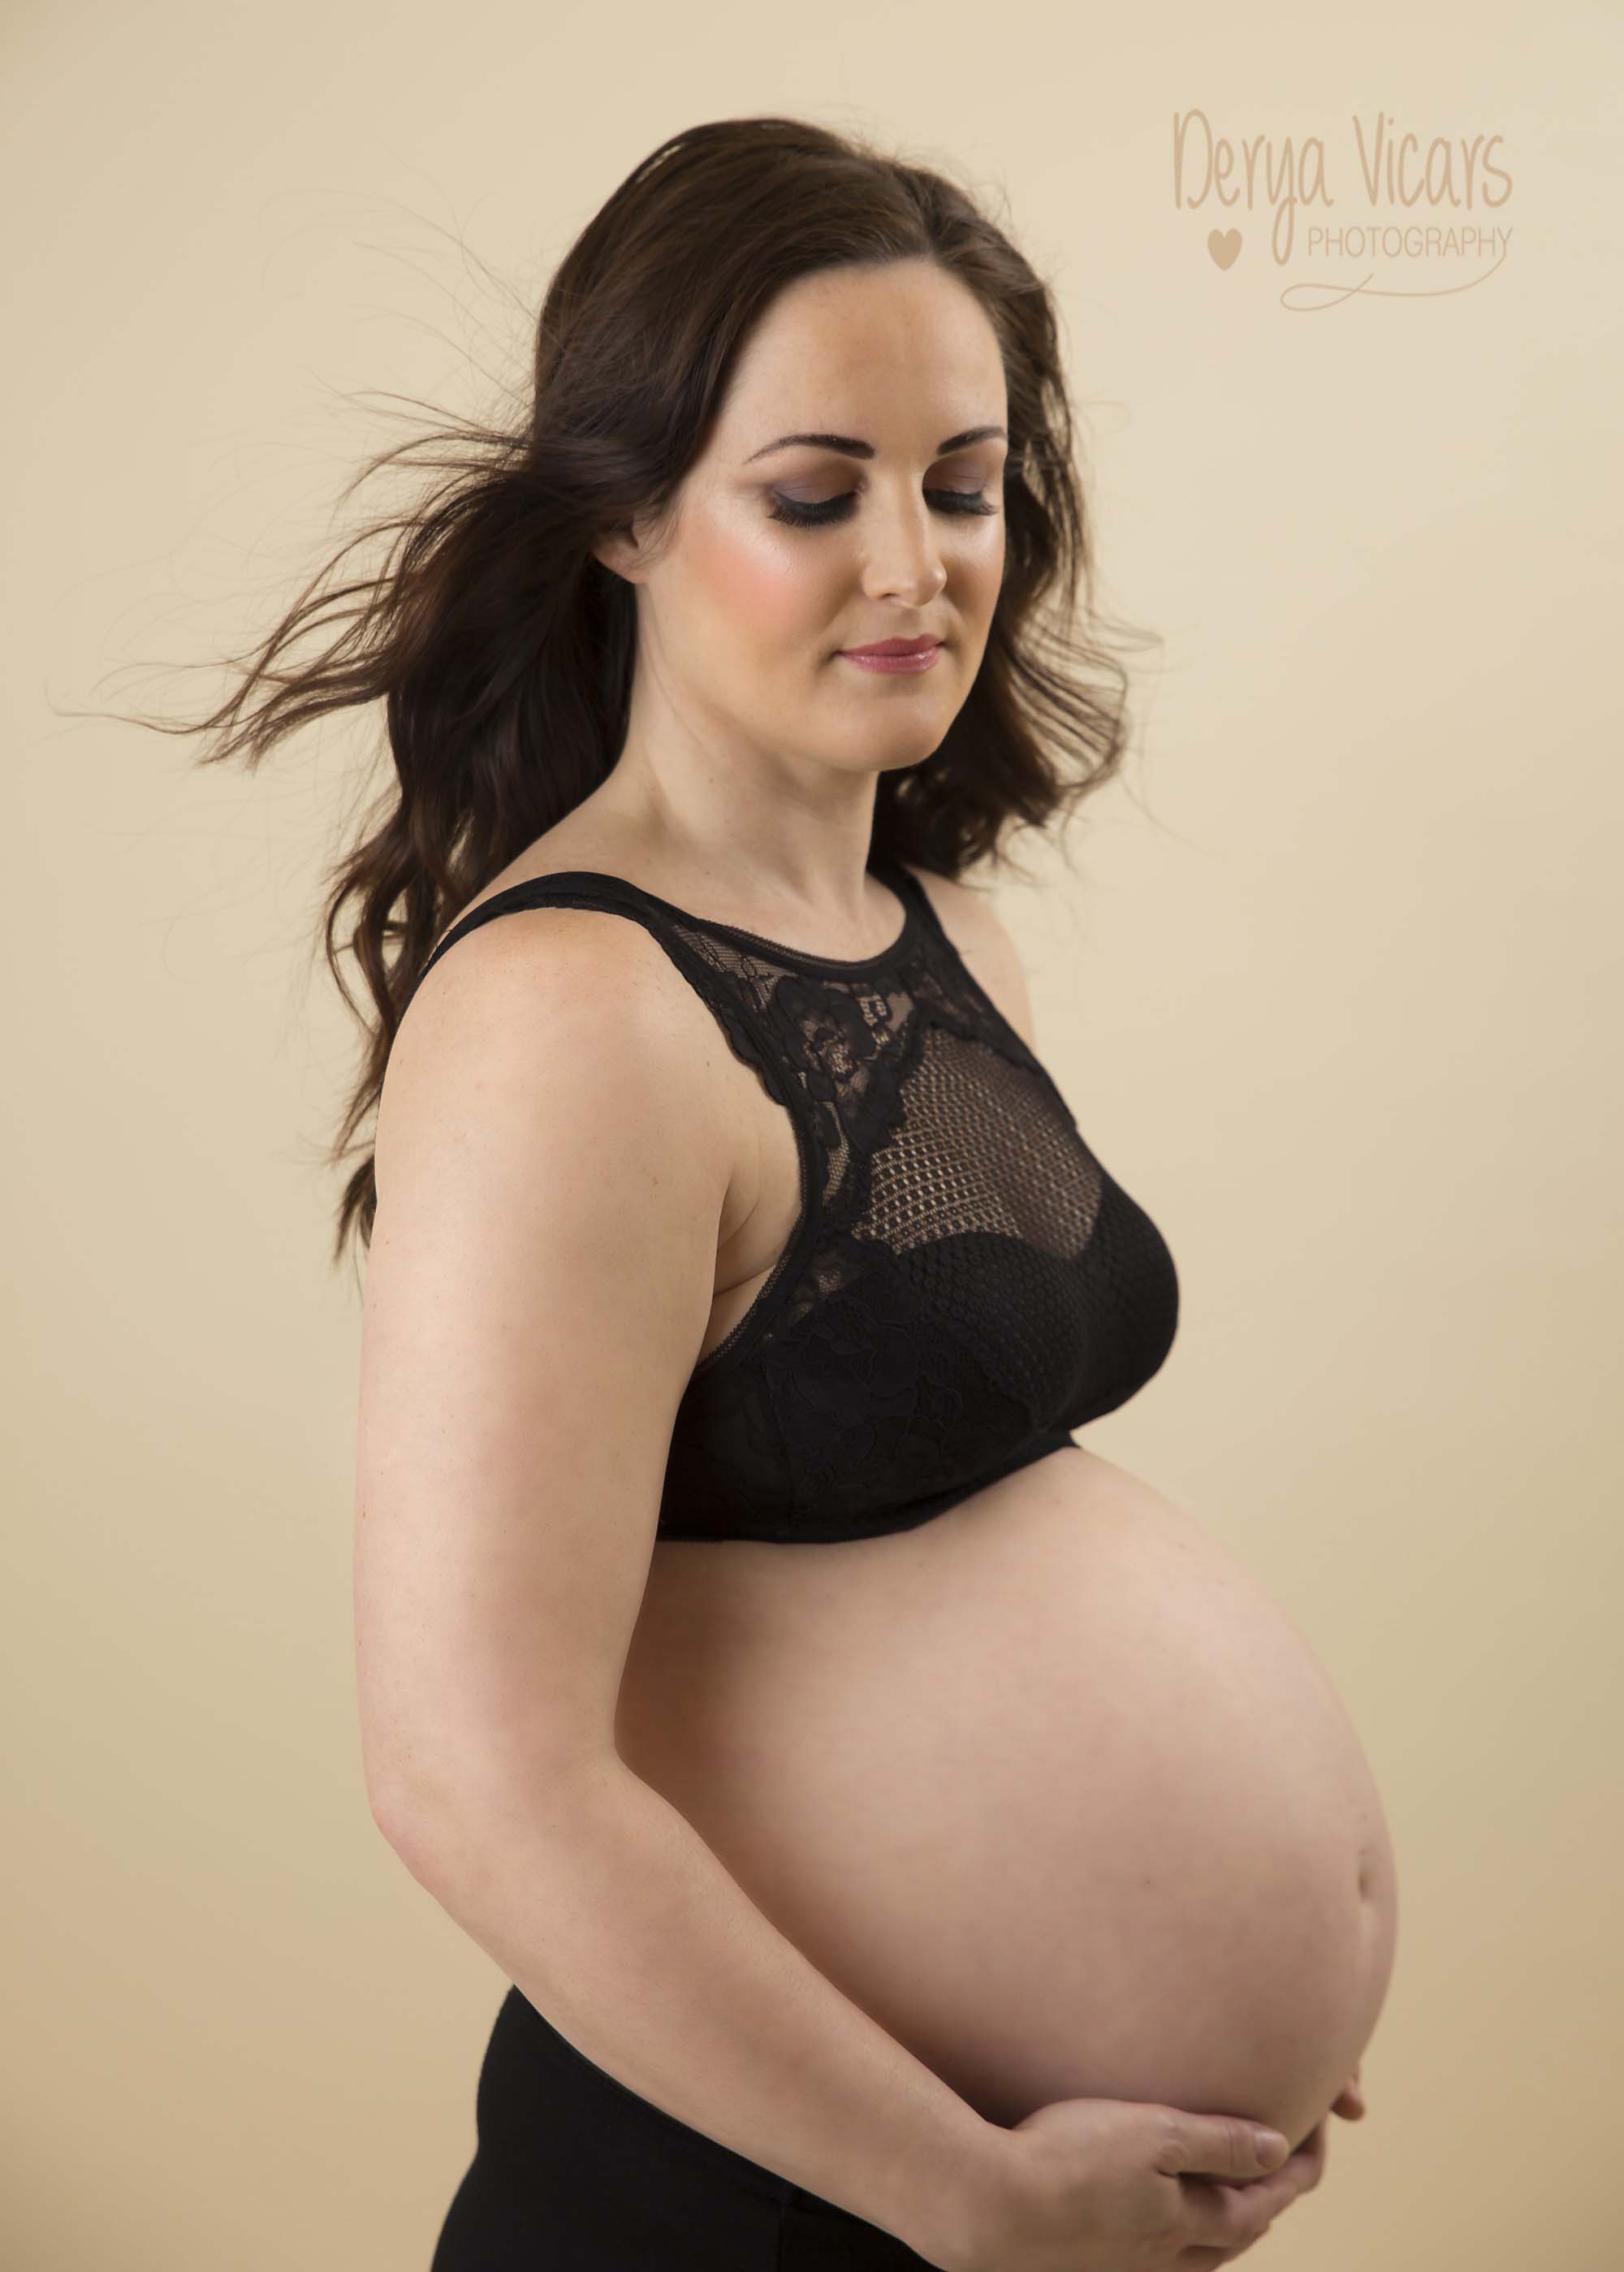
top-left (744, 424), bottom-right (1007, 464)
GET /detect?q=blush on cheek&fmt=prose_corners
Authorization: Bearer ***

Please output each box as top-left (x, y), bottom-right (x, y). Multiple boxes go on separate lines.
top-left (698, 516), bottom-right (844, 652)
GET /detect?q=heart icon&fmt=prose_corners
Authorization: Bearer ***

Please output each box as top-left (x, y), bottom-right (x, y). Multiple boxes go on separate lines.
top-left (1207, 228), bottom-right (1242, 270)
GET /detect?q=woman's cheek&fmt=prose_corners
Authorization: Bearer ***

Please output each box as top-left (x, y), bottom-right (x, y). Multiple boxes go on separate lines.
top-left (700, 519), bottom-right (834, 647)
top-left (727, 547), bottom-right (849, 680)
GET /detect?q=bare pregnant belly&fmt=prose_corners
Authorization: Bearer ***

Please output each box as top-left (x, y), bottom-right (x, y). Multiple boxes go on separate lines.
top-left (615, 1445), bottom-right (1399, 2153)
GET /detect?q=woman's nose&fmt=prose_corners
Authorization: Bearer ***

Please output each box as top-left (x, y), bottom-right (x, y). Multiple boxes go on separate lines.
top-left (858, 509), bottom-right (950, 605)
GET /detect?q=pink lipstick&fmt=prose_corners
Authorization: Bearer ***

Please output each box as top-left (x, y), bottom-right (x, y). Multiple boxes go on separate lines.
top-left (838, 637), bottom-right (942, 676)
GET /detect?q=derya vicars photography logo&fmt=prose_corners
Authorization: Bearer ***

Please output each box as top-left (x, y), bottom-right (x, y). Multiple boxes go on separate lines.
top-left (1173, 110), bottom-right (1513, 309)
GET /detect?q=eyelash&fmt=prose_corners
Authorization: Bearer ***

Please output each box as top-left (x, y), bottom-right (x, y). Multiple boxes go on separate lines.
top-left (767, 488), bottom-right (997, 529)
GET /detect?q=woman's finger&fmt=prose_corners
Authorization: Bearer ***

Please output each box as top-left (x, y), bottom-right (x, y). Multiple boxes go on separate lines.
top-left (1192, 2121), bottom-right (1329, 2264)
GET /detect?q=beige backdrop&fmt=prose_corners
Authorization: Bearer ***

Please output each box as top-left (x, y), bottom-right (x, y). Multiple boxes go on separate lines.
top-left (6, 2), bottom-right (1620, 2266)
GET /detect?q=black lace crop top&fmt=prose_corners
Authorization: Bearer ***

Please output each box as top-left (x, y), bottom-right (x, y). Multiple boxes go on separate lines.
top-left (406, 851), bottom-right (1180, 1545)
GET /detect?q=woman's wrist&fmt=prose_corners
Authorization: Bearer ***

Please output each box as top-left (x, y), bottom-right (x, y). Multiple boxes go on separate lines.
top-left (900, 2114), bottom-right (1021, 2271)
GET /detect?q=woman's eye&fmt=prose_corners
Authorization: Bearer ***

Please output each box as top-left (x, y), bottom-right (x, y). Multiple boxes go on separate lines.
top-left (767, 488), bottom-right (996, 529)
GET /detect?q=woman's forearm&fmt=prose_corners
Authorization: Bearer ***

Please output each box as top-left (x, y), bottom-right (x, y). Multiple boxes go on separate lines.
top-left (383, 1752), bottom-right (1006, 2262)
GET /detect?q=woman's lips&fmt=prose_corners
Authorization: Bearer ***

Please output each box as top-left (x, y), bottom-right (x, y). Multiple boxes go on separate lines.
top-left (839, 639), bottom-right (942, 676)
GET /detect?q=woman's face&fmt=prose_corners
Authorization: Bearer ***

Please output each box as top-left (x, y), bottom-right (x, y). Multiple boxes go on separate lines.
top-left (603, 258), bottom-right (1009, 785)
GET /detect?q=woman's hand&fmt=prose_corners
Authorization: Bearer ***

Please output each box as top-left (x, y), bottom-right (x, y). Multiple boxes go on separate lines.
top-left (1190, 2119), bottom-right (1327, 2266)
top-left (1192, 2067), bottom-right (1365, 2266)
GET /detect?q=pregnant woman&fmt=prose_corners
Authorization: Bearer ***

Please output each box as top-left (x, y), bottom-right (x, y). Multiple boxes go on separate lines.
top-left (336, 119), bottom-right (1398, 2268)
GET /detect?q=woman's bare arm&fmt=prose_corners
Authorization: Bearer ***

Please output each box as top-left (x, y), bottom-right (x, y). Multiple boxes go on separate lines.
top-left (354, 907), bottom-right (1006, 2265)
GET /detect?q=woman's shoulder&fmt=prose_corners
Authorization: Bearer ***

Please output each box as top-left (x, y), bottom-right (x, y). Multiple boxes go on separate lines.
top-left (397, 874), bottom-right (749, 1149)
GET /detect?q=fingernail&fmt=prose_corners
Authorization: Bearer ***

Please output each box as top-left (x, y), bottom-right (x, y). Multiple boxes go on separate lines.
top-left (1254, 2132), bottom-right (1289, 2168)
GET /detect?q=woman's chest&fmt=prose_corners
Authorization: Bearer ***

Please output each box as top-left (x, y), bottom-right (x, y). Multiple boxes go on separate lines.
top-left (670, 1038), bottom-right (1181, 1544)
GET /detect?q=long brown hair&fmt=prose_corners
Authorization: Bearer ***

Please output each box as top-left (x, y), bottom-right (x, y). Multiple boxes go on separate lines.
top-left (110, 115), bottom-right (1158, 1271)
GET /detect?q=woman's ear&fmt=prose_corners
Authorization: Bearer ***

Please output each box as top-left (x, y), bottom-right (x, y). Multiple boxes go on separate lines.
top-left (591, 504), bottom-right (667, 585)
top-left (590, 525), bottom-right (641, 582)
